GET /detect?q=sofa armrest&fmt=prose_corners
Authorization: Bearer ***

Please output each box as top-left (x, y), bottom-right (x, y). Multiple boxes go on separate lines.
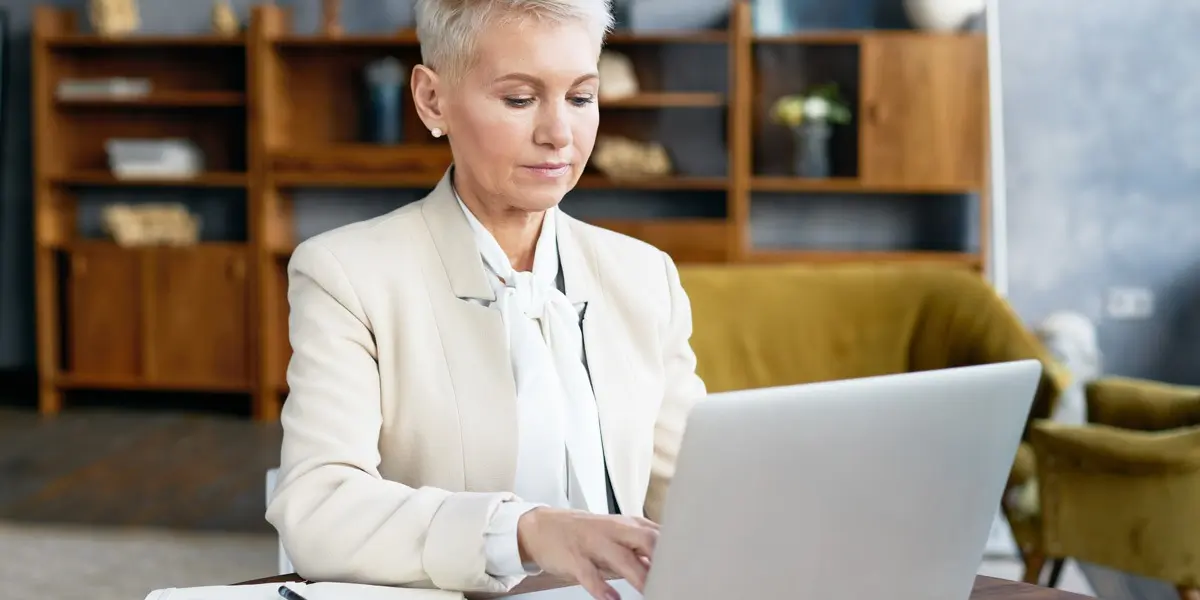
top-left (1086, 377), bottom-right (1200, 431)
top-left (1030, 420), bottom-right (1200, 476)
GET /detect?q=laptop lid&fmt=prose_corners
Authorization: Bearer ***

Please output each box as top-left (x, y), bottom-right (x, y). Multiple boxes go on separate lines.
top-left (641, 360), bottom-right (1042, 600)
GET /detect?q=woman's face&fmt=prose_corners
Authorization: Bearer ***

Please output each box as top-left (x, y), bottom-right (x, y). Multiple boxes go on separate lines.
top-left (424, 18), bottom-right (602, 212)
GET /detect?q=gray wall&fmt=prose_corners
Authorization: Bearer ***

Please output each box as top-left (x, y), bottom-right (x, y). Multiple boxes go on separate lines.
top-left (997, 0), bottom-right (1200, 384)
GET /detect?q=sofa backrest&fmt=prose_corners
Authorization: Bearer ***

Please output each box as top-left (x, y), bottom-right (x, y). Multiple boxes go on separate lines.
top-left (677, 263), bottom-right (1068, 425)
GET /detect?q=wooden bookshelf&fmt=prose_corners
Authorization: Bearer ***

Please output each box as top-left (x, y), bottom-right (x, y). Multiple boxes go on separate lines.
top-left (32, 7), bottom-right (253, 417)
top-left (31, 2), bottom-right (991, 420)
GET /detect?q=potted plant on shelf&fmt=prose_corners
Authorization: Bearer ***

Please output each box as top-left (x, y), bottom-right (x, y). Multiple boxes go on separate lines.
top-left (770, 83), bottom-right (852, 178)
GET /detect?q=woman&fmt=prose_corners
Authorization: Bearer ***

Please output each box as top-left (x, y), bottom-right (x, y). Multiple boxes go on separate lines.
top-left (265, 0), bottom-right (707, 598)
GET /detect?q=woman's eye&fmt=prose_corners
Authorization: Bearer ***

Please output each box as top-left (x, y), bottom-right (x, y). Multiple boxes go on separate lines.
top-left (570, 95), bottom-right (597, 107)
top-left (505, 97), bottom-right (534, 108)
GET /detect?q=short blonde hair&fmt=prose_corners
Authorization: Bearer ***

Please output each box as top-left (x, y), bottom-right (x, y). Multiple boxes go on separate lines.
top-left (415, 0), bottom-right (614, 81)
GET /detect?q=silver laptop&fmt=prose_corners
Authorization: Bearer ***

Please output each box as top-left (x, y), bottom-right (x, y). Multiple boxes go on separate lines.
top-left (510, 359), bottom-right (1042, 600)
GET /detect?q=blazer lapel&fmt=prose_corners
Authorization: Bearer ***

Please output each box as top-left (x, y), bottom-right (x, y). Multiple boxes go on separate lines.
top-left (557, 213), bottom-right (639, 516)
top-left (420, 170), bottom-right (518, 494)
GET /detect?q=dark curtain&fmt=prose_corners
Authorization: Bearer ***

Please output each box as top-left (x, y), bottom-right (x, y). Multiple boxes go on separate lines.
top-left (0, 8), bottom-right (9, 348)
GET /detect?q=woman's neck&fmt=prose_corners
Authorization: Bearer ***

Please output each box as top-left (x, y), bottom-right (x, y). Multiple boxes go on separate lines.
top-left (454, 172), bottom-right (544, 272)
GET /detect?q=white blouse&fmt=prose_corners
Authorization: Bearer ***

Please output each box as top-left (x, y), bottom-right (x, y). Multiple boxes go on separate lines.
top-left (454, 193), bottom-right (610, 581)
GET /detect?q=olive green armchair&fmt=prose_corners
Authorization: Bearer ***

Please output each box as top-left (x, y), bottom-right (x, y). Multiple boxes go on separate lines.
top-left (1016, 376), bottom-right (1200, 600)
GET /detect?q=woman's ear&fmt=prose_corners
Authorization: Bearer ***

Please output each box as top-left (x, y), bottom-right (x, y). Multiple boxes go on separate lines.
top-left (411, 64), bottom-right (446, 136)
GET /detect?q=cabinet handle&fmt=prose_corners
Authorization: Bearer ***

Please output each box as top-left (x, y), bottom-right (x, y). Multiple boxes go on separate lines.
top-left (228, 256), bottom-right (247, 280)
top-left (865, 101), bottom-right (886, 124)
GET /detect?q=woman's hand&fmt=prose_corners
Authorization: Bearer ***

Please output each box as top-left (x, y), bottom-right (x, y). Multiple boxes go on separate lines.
top-left (516, 507), bottom-right (659, 600)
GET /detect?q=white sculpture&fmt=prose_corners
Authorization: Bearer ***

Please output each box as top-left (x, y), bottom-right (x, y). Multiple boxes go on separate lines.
top-left (1035, 310), bottom-right (1103, 426)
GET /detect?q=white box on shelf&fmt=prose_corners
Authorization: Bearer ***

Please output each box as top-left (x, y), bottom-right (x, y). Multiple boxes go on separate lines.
top-left (105, 138), bottom-right (205, 180)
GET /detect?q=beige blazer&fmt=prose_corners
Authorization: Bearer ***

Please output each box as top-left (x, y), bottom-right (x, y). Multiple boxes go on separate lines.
top-left (266, 170), bottom-right (707, 593)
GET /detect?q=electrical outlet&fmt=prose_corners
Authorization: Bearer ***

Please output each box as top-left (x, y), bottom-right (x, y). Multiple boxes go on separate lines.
top-left (1106, 287), bottom-right (1155, 320)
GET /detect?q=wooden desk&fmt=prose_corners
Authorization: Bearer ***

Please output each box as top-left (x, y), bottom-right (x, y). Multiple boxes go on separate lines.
top-left (237, 573), bottom-right (1090, 599)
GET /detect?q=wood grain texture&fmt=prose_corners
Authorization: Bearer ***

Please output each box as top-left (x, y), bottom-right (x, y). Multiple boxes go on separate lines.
top-left (858, 33), bottom-right (987, 189)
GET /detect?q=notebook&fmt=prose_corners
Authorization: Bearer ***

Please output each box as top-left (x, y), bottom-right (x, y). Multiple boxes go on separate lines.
top-left (143, 581), bottom-right (465, 600)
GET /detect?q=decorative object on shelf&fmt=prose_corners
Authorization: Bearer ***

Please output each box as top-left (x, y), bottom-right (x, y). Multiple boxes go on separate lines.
top-left (105, 138), bottom-right (205, 180)
top-left (598, 51), bottom-right (639, 101)
top-left (770, 83), bottom-right (852, 178)
top-left (102, 203), bottom-right (202, 247)
top-left (88, 0), bottom-right (140, 37)
top-left (752, 0), bottom-right (792, 35)
top-left (363, 57), bottom-right (406, 145)
top-left (56, 77), bottom-right (151, 101)
top-left (591, 135), bottom-right (673, 180)
top-left (321, 0), bottom-right (343, 36)
top-left (903, 0), bottom-right (984, 32)
top-left (211, 0), bottom-right (240, 36)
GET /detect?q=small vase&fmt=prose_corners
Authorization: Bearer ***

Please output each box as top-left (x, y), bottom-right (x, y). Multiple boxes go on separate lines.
top-left (791, 121), bottom-right (832, 178)
top-left (363, 57), bottom-right (406, 144)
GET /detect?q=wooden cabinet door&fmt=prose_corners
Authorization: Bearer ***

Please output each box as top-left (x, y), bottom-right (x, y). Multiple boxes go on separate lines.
top-left (67, 245), bottom-right (144, 380)
top-left (859, 34), bottom-right (987, 189)
top-left (149, 245), bottom-right (251, 388)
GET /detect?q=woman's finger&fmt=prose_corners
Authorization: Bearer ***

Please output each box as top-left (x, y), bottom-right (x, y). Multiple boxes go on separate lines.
top-left (614, 522), bottom-right (659, 558)
top-left (597, 542), bottom-right (650, 592)
top-left (575, 561), bottom-right (619, 600)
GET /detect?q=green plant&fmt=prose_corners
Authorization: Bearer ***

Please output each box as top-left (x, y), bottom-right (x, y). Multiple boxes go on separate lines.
top-left (770, 82), bottom-right (853, 128)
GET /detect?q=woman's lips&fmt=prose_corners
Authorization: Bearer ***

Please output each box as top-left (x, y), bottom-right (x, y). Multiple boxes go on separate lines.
top-left (524, 164), bottom-right (571, 178)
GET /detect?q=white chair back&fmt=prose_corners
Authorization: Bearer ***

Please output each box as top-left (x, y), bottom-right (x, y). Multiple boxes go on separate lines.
top-left (265, 468), bottom-right (295, 575)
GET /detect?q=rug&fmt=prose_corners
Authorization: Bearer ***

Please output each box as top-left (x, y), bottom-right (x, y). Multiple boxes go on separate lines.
top-left (0, 407), bottom-right (281, 533)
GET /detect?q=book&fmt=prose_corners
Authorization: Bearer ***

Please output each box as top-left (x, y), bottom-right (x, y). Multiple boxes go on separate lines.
top-left (143, 581), bottom-right (465, 600)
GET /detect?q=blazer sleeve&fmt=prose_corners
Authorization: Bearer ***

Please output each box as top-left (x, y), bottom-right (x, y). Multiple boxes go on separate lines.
top-left (643, 252), bottom-right (708, 522)
top-left (265, 240), bottom-right (519, 593)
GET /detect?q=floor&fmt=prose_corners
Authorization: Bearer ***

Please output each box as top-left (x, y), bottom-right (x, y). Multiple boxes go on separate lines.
top-left (0, 520), bottom-right (276, 600)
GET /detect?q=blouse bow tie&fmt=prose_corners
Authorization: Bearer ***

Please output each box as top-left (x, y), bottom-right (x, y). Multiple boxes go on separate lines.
top-left (502, 270), bottom-right (559, 321)
top-left (476, 224), bottom-right (609, 516)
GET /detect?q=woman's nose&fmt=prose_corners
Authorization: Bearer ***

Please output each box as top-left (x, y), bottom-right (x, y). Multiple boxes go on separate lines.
top-left (534, 106), bottom-right (573, 149)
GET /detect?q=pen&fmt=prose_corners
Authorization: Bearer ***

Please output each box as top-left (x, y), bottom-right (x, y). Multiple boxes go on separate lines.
top-left (278, 584), bottom-right (310, 600)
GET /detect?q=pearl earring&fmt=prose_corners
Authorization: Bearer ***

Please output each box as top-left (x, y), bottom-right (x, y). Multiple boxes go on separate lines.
top-left (430, 128), bottom-right (443, 138)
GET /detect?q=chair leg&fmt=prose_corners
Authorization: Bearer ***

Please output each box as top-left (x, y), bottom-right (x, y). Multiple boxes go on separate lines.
top-left (1022, 553), bottom-right (1046, 585)
top-left (1178, 586), bottom-right (1200, 600)
top-left (1045, 559), bottom-right (1065, 588)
